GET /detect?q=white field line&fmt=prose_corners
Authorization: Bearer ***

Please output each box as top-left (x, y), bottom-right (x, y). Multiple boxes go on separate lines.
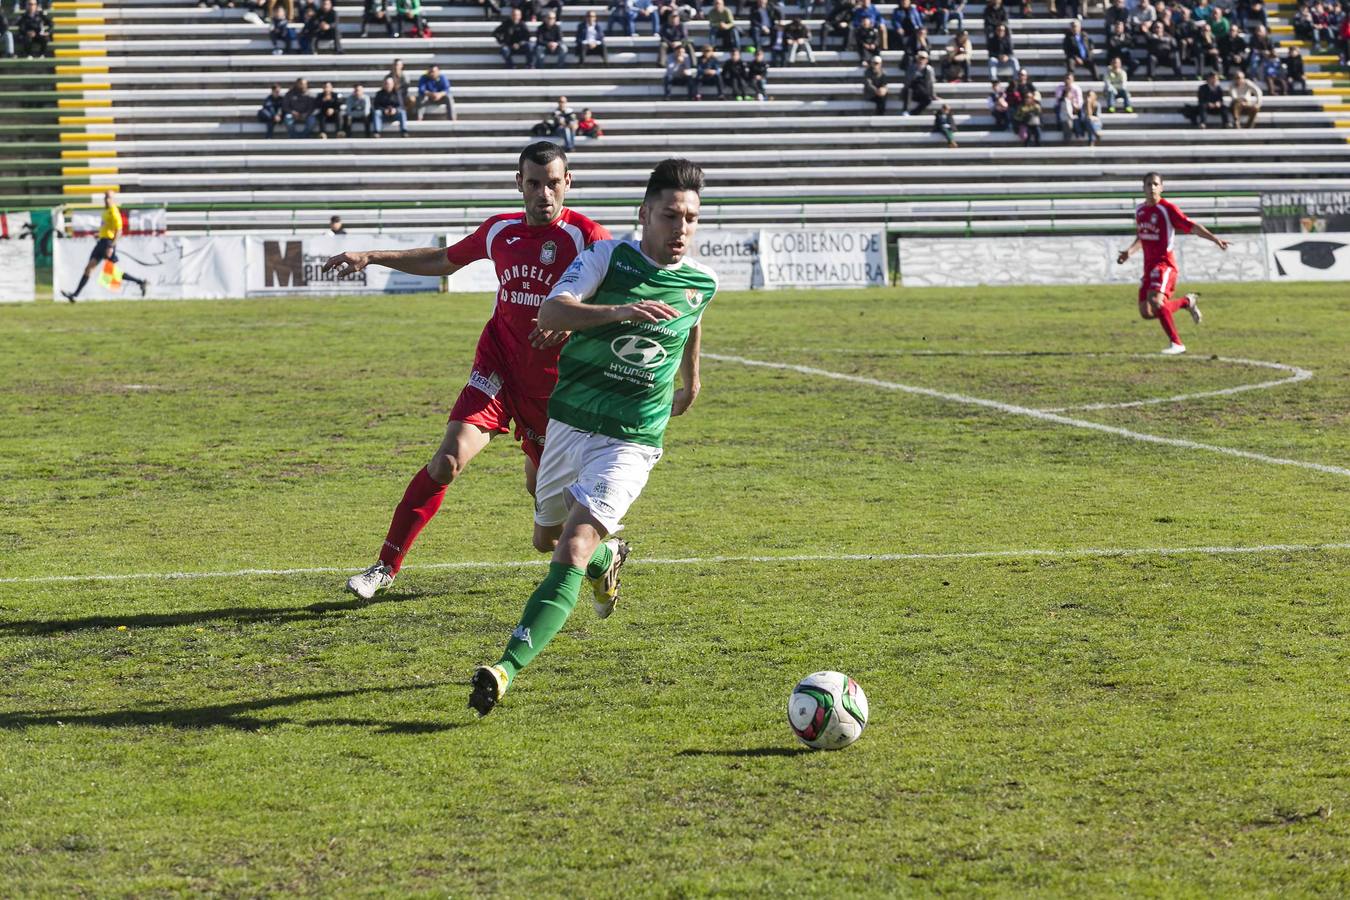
top-left (1, 543), bottom-right (1347, 586)
top-left (768, 349), bottom-right (1314, 413)
top-left (704, 353), bottom-right (1350, 478)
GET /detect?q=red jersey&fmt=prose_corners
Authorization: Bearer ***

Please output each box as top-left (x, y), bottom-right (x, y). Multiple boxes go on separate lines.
top-left (1135, 198), bottom-right (1195, 271)
top-left (446, 208), bottom-right (610, 398)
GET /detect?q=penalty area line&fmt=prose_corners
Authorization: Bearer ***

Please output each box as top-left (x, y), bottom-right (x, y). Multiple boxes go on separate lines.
top-left (703, 353), bottom-right (1350, 478)
top-left (1, 543), bottom-right (1347, 585)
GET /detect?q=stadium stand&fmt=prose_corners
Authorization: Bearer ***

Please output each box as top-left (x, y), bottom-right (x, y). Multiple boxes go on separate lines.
top-left (3, 0), bottom-right (1349, 234)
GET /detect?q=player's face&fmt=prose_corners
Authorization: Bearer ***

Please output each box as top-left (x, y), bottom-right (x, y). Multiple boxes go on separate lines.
top-left (1143, 175), bottom-right (1163, 203)
top-left (638, 189), bottom-right (700, 265)
top-left (516, 159), bottom-right (571, 226)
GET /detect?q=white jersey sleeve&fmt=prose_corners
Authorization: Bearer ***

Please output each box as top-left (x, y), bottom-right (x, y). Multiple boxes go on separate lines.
top-left (547, 239), bottom-right (618, 303)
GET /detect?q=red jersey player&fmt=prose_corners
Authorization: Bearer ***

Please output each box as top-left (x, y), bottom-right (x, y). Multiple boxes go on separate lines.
top-left (1117, 172), bottom-right (1228, 355)
top-left (322, 143), bottom-right (611, 598)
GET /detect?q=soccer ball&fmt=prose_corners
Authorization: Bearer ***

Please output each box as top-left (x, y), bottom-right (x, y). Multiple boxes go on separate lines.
top-left (787, 671), bottom-right (869, 750)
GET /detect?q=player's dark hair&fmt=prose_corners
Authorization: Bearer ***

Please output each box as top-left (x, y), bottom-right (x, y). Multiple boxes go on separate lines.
top-left (1143, 171), bottom-right (1163, 184)
top-left (643, 159), bottom-right (704, 202)
top-left (518, 141), bottom-right (568, 172)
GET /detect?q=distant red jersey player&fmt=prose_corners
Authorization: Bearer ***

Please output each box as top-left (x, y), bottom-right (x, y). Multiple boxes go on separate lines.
top-left (322, 143), bottom-right (611, 598)
top-left (1117, 172), bottom-right (1228, 355)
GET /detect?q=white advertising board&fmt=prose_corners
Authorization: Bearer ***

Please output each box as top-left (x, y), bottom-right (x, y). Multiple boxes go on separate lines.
top-left (244, 233), bottom-right (441, 296)
top-left (0, 240), bottom-right (35, 302)
top-left (53, 236), bottom-right (247, 300)
top-left (687, 229), bottom-right (760, 291)
top-left (758, 229), bottom-right (887, 289)
top-left (1266, 233), bottom-right (1350, 281)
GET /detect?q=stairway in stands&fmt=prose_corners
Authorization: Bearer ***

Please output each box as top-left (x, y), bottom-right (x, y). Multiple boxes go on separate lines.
top-left (16, 0), bottom-right (1350, 233)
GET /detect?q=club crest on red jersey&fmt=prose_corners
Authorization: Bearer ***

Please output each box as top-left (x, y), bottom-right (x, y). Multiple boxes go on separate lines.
top-left (540, 240), bottom-right (557, 265)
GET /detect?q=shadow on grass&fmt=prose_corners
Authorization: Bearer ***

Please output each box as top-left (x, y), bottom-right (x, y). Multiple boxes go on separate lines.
top-left (0, 590), bottom-right (425, 636)
top-left (677, 747), bottom-right (812, 758)
top-left (0, 682), bottom-right (465, 733)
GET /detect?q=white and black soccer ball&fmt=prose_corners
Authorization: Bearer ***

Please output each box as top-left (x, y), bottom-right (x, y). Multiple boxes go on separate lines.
top-left (787, 671), bottom-right (869, 750)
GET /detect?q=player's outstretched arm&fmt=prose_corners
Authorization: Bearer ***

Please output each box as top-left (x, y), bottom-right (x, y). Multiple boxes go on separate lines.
top-left (1117, 237), bottom-right (1142, 265)
top-left (671, 323), bottom-right (702, 417)
top-left (537, 293), bottom-right (680, 332)
top-left (321, 246), bottom-right (461, 278)
top-left (1192, 223), bottom-right (1229, 251)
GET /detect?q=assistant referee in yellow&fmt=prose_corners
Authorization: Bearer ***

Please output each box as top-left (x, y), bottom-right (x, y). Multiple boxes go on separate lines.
top-left (62, 191), bottom-right (149, 301)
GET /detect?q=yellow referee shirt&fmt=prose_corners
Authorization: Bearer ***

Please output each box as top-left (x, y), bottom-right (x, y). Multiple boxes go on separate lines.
top-left (98, 203), bottom-right (122, 240)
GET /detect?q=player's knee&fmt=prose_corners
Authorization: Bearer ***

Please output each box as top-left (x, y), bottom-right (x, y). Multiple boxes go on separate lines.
top-left (427, 452), bottom-right (464, 484)
top-left (532, 531), bottom-right (558, 553)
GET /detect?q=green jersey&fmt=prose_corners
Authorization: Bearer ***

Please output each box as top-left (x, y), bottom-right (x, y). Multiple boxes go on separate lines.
top-left (546, 239), bottom-right (718, 448)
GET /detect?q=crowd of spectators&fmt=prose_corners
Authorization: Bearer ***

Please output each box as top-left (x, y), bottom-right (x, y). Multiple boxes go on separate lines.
top-left (256, 57), bottom-right (444, 136)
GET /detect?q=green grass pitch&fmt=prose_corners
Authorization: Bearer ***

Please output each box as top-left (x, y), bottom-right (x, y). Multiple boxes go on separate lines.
top-left (2, 282), bottom-right (1348, 896)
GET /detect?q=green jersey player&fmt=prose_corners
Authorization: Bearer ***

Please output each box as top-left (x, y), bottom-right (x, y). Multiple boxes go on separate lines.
top-left (469, 159), bottom-right (717, 717)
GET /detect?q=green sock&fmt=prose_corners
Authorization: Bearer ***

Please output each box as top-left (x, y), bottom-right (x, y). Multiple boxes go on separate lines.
top-left (585, 541), bottom-right (613, 581)
top-left (497, 562), bottom-right (585, 682)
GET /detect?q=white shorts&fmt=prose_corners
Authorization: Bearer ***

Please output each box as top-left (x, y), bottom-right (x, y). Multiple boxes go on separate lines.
top-left (532, 419), bottom-right (663, 535)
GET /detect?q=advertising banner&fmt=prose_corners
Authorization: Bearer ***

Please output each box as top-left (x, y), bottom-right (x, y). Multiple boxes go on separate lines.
top-left (687, 229), bottom-right (760, 291)
top-left (444, 231), bottom-right (502, 294)
top-left (758, 229), bottom-right (888, 289)
top-left (0, 239), bottom-right (35, 302)
top-left (245, 233), bottom-right (441, 296)
top-left (1266, 232), bottom-right (1350, 281)
top-left (69, 206), bottom-right (168, 237)
top-left (1261, 191), bottom-right (1350, 233)
top-left (54, 236), bottom-right (247, 300)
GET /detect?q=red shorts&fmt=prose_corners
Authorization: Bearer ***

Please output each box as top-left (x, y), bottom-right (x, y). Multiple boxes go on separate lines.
top-left (1139, 262), bottom-right (1178, 306)
top-left (447, 333), bottom-right (551, 467)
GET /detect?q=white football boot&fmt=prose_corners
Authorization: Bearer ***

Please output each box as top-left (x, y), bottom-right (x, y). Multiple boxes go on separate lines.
top-left (1160, 343), bottom-right (1187, 356)
top-left (346, 562), bottom-right (394, 599)
top-left (1185, 292), bottom-right (1202, 325)
top-left (589, 538), bottom-right (631, 620)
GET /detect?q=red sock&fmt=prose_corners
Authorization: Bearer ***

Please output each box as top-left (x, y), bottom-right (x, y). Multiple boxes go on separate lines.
top-left (1156, 305), bottom-right (1182, 345)
top-left (378, 466), bottom-right (447, 574)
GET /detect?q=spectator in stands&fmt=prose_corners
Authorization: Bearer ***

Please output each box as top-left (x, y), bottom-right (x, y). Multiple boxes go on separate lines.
top-left (318, 81), bottom-right (343, 136)
top-left (395, 0), bottom-right (428, 37)
top-left (344, 83), bottom-right (373, 135)
top-left (863, 55), bottom-right (889, 114)
top-left (257, 83), bottom-right (285, 137)
top-left (1230, 69), bottom-right (1262, 127)
top-left (1223, 23), bottom-right (1250, 78)
top-left (659, 13), bottom-right (691, 66)
top-left (575, 9), bottom-right (608, 64)
top-left (1259, 47), bottom-right (1287, 94)
top-left (1105, 21), bottom-right (1135, 75)
top-left (1130, 0), bottom-right (1156, 40)
top-left (373, 75), bottom-right (409, 135)
top-left (941, 28), bottom-right (970, 81)
top-left (1285, 46), bottom-right (1307, 93)
top-left (891, 0), bottom-right (921, 54)
top-left (931, 103), bottom-right (957, 146)
top-left (329, 215), bottom-right (347, 234)
top-left (1006, 67), bottom-right (1035, 108)
top-left (299, 6), bottom-right (321, 52)
top-left (987, 23), bottom-right (1018, 81)
top-left (1339, 13), bottom-right (1350, 65)
top-left (607, 0), bottom-right (636, 35)
top-left (694, 44), bottom-right (723, 98)
top-left (269, 4), bottom-right (295, 52)
top-left (901, 50), bottom-right (936, 115)
top-left (632, 0), bottom-right (661, 35)
top-left (1195, 69), bottom-right (1231, 127)
top-left (577, 107), bottom-right (602, 138)
top-left (1063, 20), bottom-right (1097, 79)
top-left (1103, 0), bottom-right (1129, 39)
top-left (722, 46), bottom-right (751, 98)
top-left (1310, 1), bottom-right (1335, 49)
top-left (16, 0), bottom-right (49, 57)
top-left (932, 0), bottom-right (963, 34)
top-left (1105, 56), bottom-right (1132, 112)
top-left (1, 9), bottom-right (11, 59)
top-left (283, 77), bottom-right (319, 137)
top-left (549, 95), bottom-right (577, 149)
top-left (746, 0), bottom-right (779, 54)
top-left (313, 0), bottom-right (342, 52)
top-left (1145, 21), bottom-right (1181, 79)
top-left (911, 25), bottom-right (932, 61)
top-left (472, 0), bottom-right (502, 19)
top-left (854, 13), bottom-right (883, 61)
top-left (1192, 22), bottom-right (1220, 74)
top-left (782, 15), bottom-right (813, 64)
top-left (708, 0), bottom-right (740, 50)
top-left (1013, 91), bottom-right (1041, 145)
top-left (534, 10), bottom-right (567, 66)
top-left (821, 0), bottom-right (855, 52)
top-left (388, 58), bottom-right (412, 111)
top-left (987, 78), bottom-right (1009, 129)
top-left (416, 63), bottom-right (455, 119)
top-left (1236, 0), bottom-right (1268, 30)
top-left (361, 0), bottom-right (395, 36)
top-left (1078, 89), bottom-right (1102, 144)
top-left (747, 47), bottom-right (769, 99)
top-left (981, 0), bottom-right (1007, 43)
top-left (496, 10), bottom-right (532, 67)
top-left (664, 44), bottom-right (696, 97)
top-left (1247, 23), bottom-right (1273, 74)
top-left (1054, 72), bottom-right (1082, 138)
